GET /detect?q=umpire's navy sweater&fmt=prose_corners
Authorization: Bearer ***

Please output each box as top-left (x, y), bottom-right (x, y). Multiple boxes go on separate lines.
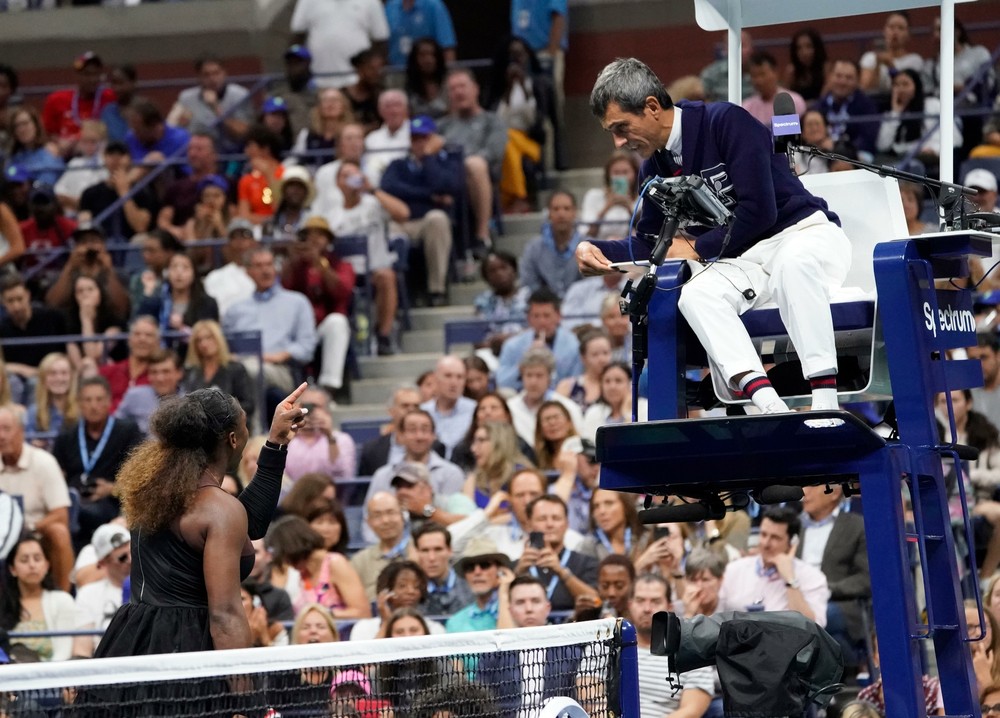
top-left (591, 101), bottom-right (840, 262)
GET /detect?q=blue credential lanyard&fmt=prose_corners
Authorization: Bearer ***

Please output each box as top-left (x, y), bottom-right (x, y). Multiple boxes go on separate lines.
top-left (595, 527), bottom-right (631, 555)
top-left (529, 548), bottom-right (572, 600)
top-left (79, 417), bottom-right (115, 482)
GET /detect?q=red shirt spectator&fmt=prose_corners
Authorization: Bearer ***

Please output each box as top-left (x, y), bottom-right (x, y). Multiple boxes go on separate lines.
top-left (282, 216), bottom-right (356, 323)
top-left (18, 184), bottom-right (76, 262)
top-left (96, 315), bottom-right (160, 411)
top-left (42, 53), bottom-right (116, 145)
top-left (19, 215), bottom-right (76, 252)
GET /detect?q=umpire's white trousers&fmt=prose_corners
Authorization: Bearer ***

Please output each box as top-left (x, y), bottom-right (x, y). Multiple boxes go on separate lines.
top-left (677, 211), bottom-right (852, 396)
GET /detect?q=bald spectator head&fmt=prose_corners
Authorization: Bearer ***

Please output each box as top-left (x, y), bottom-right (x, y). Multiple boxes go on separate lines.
top-left (366, 491), bottom-right (406, 547)
top-left (377, 89), bottom-right (409, 133)
top-left (0, 405), bottom-right (26, 466)
top-left (433, 355), bottom-right (467, 409)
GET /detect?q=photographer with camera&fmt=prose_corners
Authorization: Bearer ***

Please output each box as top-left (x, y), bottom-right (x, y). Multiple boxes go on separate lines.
top-left (577, 58), bottom-right (852, 415)
top-left (44, 224), bottom-right (130, 319)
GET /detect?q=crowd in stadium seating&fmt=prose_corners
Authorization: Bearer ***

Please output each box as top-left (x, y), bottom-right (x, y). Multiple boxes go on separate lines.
top-left (1, 7), bottom-right (1000, 716)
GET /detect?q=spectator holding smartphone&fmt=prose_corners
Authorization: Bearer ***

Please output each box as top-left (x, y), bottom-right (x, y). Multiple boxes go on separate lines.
top-left (514, 494), bottom-right (598, 611)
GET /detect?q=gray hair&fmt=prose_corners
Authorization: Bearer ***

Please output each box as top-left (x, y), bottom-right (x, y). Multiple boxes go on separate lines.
top-left (519, 346), bottom-right (556, 374)
top-left (389, 384), bottom-right (420, 408)
top-left (684, 547), bottom-right (728, 579)
top-left (378, 88), bottom-right (408, 110)
top-left (590, 57), bottom-right (673, 118)
top-left (0, 404), bottom-right (27, 427)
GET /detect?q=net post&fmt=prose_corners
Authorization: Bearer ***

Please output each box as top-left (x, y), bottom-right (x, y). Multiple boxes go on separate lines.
top-left (616, 619), bottom-right (641, 718)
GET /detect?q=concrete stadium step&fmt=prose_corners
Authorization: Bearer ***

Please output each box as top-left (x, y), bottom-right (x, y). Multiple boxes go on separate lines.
top-left (495, 212), bottom-right (543, 256)
top-left (400, 328), bottom-right (445, 354)
top-left (450, 280), bottom-right (486, 306)
top-left (358, 352), bottom-right (439, 380)
top-left (551, 167), bottom-right (605, 200)
top-left (348, 376), bottom-right (405, 406)
top-left (408, 305), bottom-right (475, 331)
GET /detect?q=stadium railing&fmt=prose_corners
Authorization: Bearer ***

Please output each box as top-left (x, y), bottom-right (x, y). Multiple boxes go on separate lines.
top-left (0, 329), bottom-right (265, 420)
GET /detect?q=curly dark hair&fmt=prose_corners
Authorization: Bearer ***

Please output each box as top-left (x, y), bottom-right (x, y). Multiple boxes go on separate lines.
top-left (118, 388), bottom-right (242, 533)
top-left (376, 560), bottom-right (428, 603)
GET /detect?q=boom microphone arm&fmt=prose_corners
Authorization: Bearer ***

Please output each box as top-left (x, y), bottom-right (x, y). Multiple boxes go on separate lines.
top-left (790, 142), bottom-right (976, 231)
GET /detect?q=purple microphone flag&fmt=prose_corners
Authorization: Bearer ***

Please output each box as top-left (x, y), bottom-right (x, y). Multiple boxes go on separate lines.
top-left (772, 113), bottom-right (800, 137)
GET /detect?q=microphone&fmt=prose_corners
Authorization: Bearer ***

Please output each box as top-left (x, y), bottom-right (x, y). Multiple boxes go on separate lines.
top-left (771, 92), bottom-right (800, 174)
top-left (751, 485), bottom-right (805, 505)
top-left (641, 501), bottom-right (719, 524)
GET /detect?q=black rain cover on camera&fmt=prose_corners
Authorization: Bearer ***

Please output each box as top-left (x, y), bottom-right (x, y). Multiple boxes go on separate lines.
top-left (715, 613), bottom-right (843, 717)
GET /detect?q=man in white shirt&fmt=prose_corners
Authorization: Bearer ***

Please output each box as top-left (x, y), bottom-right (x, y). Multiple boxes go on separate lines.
top-left (329, 159), bottom-right (409, 355)
top-left (203, 219), bottom-right (258, 317)
top-left (290, 0), bottom-right (389, 88)
top-left (718, 506), bottom-right (830, 626)
top-left (72, 523), bottom-right (130, 657)
top-left (312, 123), bottom-right (371, 217)
top-left (365, 90), bottom-right (410, 186)
top-left (0, 405), bottom-right (72, 591)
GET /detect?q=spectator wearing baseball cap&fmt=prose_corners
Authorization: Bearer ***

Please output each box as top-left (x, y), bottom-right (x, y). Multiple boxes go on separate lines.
top-left (389, 461), bottom-right (474, 532)
top-left (41, 52), bottom-right (116, 157)
top-left (268, 46), bottom-right (317, 137)
top-left (260, 96), bottom-right (296, 155)
top-left (72, 522), bottom-right (131, 657)
top-left (3, 165), bottom-right (33, 222)
top-left (965, 168), bottom-right (998, 213)
top-left (379, 113), bottom-right (461, 307)
top-left (203, 218), bottom-right (259, 317)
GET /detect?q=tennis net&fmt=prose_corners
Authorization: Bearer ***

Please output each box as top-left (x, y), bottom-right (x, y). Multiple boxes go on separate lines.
top-left (1, 618), bottom-right (635, 717)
